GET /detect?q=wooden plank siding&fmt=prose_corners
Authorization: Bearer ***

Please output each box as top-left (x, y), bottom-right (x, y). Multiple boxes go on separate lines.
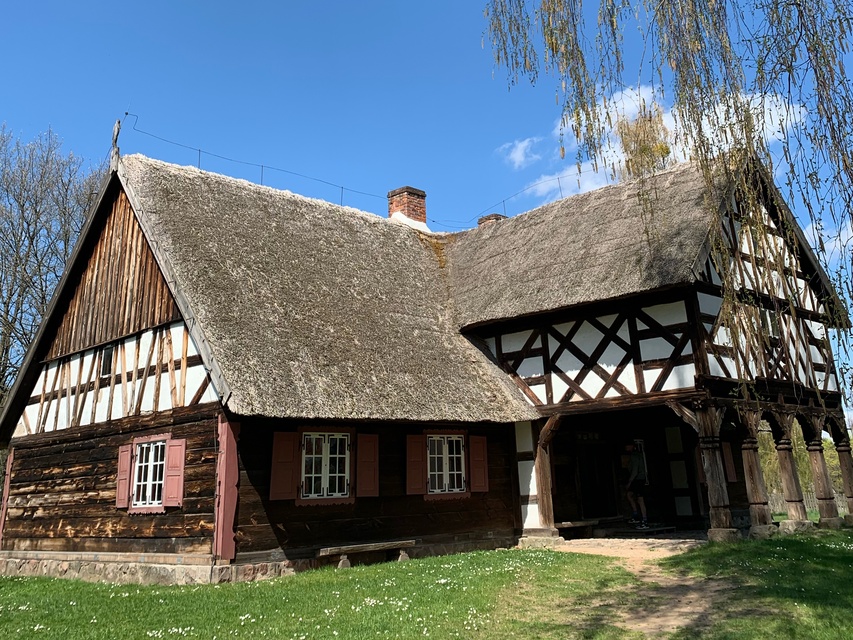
top-left (234, 420), bottom-right (519, 557)
top-left (46, 189), bottom-right (180, 361)
top-left (1, 405), bottom-right (219, 555)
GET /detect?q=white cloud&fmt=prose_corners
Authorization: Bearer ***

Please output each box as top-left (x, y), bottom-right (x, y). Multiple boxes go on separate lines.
top-left (530, 86), bottom-right (805, 204)
top-left (497, 137), bottom-right (542, 170)
top-left (525, 161), bottom-right (618, 202)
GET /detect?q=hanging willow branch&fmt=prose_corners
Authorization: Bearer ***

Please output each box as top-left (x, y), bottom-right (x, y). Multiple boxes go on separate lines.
top-left (486, 0), bottom-right (853, 405)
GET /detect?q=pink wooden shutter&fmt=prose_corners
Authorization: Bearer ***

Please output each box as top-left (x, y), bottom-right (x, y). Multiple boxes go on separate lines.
top-left (468, 435), bottom-right (489, 493)
top-left (269, 432), bottom-right (300, 500)
top-left (356, 434), bottom-right (379, 497)
top-left (116, 444), bottom-right (133, 508)
top-left (163, 438), bottom-right (186, 507)
top-left (406, 434), bottom-right (427, 495)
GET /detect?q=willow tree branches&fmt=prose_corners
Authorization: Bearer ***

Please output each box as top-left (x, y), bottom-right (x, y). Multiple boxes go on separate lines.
top-left (486, 0), bottom-right (853, 401)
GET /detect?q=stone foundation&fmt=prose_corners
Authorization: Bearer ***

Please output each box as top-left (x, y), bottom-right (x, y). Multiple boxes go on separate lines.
top-left (707, 528), bottom-right (741, 542)
top-left (516, 535), bottom-right (566, 549)
top-left (0, 535), bottom-right (518, 585)
top-left (748, 524), bottom-right (778, 540)
top-left (778, 519), bottom-right (815, 535)
top-left (818, 517), bottom-right (844, 530)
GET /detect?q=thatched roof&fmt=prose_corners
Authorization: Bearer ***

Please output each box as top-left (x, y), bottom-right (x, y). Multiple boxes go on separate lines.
top-left (119, 155), bottom-right (537, 423)
top-left (444, 163), bottom-right (723, 328)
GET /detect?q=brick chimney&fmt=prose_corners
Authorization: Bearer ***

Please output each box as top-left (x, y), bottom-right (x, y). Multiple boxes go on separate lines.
top-left (388, 186), bottom-right (427, 230)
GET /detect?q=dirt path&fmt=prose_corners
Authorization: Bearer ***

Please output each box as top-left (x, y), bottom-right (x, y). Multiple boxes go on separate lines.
top-left (556, 536), bottom-right (729, 637)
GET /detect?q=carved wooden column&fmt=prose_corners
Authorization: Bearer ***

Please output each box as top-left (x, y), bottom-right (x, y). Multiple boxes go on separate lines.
top-left (771, 410), bottom-right (812, 533)
top-left (668, 401), bottom-right (739, 541)
top-left (740, 409), bottom-right (774, 538)
top-left (697, 407), bottom-right (740, 540)
top-left (829, 423), bottom-right (853, 526)
top-left (802, 414), bottom-right (842, 529)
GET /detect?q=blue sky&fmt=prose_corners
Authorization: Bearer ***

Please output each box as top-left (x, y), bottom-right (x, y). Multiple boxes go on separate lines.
top-left (0, 2), bottom-right (846, 238)
top-left (0, 1), bottom-right (586, 231)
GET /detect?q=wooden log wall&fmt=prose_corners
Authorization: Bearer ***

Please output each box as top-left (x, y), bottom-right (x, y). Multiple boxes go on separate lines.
top-left (47, 189), bottom-right (180, 361)
top-left (2, 405), bottom-right (219, 555)
top-left (234, 420), bottom-right (519, 557)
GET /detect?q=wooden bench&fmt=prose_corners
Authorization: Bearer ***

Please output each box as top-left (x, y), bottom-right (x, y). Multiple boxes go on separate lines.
top-left (317, 540), bottom-right (417, 568)
top-left (556, 520), bottom-right (599, 536)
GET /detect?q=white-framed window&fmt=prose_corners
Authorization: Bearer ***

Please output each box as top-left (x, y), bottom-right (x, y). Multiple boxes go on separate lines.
top-left (427, 434), bottom-right (466, 494)
top-left (132, 439), bottom-right (166, 507)
top-left (301, 432), bottom-right (350, 499)
top-left (116, 434), bottom-right (185, 513)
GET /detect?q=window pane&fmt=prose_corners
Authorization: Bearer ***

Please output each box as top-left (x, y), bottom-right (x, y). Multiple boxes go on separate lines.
top-left (301, 432), bottom-right (349, 498)
top-left (132, 440), bottom-right (167, 507)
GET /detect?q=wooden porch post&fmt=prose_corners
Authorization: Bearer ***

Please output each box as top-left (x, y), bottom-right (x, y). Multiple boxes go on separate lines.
top-left (802, 414), bottom-right (842, 529)
top-left (740, 409), bottom-right (774, 538)
top-left (828, 420), bottom-right (853, 526)
top-left (667, 401), bottom-right (739, 541)
top-left (516, 417), bottom-right (561, 543)
top-left (771, 410), bottom-right (813, 533)
top-left (534, 436), bottom-right (556, 532)
top-left (696, 407), bottom-right (740, 541)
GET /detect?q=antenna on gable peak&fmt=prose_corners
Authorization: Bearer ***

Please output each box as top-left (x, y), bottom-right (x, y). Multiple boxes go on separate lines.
top-left (110, 119), bottom-right (121, 171)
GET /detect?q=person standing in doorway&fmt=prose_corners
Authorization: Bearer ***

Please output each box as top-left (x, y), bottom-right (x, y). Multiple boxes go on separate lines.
top-left (625, 441), bottom-right (648, 529)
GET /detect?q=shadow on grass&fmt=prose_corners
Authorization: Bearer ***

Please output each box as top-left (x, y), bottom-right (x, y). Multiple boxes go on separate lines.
top-left (659, 530), bottom-right (853, 638)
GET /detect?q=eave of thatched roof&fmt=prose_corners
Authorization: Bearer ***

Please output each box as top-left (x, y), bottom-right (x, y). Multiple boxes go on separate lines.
top-left (119, 155), bottom-right (537, 423)
top-left (444, 163), bottom-right (725, 329)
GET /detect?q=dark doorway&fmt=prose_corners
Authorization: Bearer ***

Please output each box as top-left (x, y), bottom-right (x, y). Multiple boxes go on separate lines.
top-left (577, 435), bottom-right (619, 518)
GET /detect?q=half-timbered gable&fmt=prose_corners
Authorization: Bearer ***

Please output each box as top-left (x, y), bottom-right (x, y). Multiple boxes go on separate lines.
top-left (693, 173), bottom-right (842, 395)
top-left (446, 164), bottom-right (719, 412)
top-left (8, 183), bottom-right (218, 440)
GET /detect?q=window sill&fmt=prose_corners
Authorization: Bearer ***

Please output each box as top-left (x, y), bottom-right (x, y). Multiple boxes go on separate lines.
top-left (425, 491), bottom-right (471, 501)
top-left (127, 505), bottom-right (167, 515)
top-left (295, 496), bottom-right (356, 507)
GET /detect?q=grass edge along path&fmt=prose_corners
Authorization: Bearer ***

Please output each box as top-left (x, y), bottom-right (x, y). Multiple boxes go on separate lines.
top-left (660, 529), bottom-right (853, 640)
top-left (0, 548), bottom-right (638, 639)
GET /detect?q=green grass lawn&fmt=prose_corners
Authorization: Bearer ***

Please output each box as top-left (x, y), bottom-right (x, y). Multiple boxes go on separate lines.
top-left (0, 549), bottom-right (638, 639)
top-left (662, 529), bottom-right (853, 639)
top-left (2, 531), bottom-right (852, 639)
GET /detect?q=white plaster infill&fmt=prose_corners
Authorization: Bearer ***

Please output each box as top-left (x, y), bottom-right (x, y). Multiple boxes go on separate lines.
top-left (389, 211), bottom-right (430, 233)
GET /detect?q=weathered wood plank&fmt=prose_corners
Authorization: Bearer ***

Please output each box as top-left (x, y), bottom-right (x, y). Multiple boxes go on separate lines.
top-left (3, 536), bottom-right (212, 555)
top-left (317, 540), bottom-right (416, 556)
top-left (46, 191), bottom-right (181, 360)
